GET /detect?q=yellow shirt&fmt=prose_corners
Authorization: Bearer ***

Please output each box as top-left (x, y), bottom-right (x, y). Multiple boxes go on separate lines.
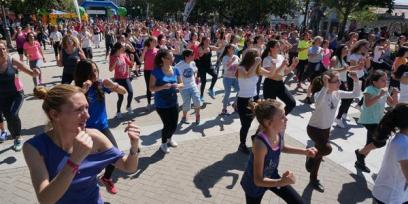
top-left (298, 40), bottom-right (311, 60)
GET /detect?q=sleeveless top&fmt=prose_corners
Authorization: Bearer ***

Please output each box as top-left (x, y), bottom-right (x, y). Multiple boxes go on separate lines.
top-left (0, 55), bottom-right (23, 96)
top-left (241, 132), bottom-right (283, 197)
top-left (25, 133), bottom-right (124, 204)
top-left (238, 74), bottom-right (258, 98)
top-left (197, 50), bottom-right (212, 70)
top-left (62, 48), bottom-right (80, 75)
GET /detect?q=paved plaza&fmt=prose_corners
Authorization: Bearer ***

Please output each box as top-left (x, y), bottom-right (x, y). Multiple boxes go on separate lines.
top-left (0, 44), bottom-right (385, 203)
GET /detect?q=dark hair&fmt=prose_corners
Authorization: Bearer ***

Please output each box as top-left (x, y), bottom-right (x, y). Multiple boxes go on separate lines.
top-left (375, 103), bottom-right (408, 142)
top-left (229, 34), bottom-right (236, 44)
top-left (334, 44), bottom-right (347, 67)
top-left (396, 46), bottom-right (408, 57)
top-left (110, 42), bottom-right (123, 56)
top-left (366, 69), bottom-right (386, 86)
top-left (220, 44), bottom-right (234, 61)
top-left (182, 49), bottom-right (194, 60)
top-left (144, 36), bottom-right (157, 48)
top-left (25, 32), bottom-right (35, 42)
top-left (74, 59), bottom-right (104, 101)
top-left (394, 64), bottom-right (408, 80)
top-left (253, 35), bottom-right (262, 44)
top-left (261, 40), bottom-right (279, 60)
top-left (350, 39), bottom-right (369, 54)
top-left (240, 48), bottom-right (258, 71)
top-left (157, 34), bottom-right (165, 43)
top-left (248, 99), bottom-right (284, 130)
top-left (154, 49), bottom-right (171, 68)
top-left (199, 36), bottom-right (208, 48)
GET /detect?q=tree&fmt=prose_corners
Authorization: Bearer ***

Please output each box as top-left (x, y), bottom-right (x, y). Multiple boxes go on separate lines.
top-left (9, 0), bottom-right (77, 15)
top-left (322, 0), bottom-right (395, 40)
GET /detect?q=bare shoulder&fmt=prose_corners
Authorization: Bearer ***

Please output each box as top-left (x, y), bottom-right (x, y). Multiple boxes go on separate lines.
top-left (86, 128), bottom-right (113, 152)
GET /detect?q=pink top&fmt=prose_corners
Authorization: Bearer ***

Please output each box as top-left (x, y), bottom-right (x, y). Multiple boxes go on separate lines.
top-left (110, 54), bottom-right (133, 79)
top-left (322, 48), bottom-right (332, 69)
top-left (23, 41), bottom-right (42, 61)
top-left (143, 48), bottom-right (158, 71)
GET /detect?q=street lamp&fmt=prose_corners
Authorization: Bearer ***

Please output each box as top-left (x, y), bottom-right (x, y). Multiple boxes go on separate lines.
top-left (0, 0), bottom-right (12, 48)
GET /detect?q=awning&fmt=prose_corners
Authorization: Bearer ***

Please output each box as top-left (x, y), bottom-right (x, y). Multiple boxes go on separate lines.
top-left (80, 1), bottom-right (119, 10)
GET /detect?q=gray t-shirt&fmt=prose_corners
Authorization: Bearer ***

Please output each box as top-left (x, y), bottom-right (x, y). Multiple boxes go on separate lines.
top-left (308, 46), bottom-right (323, 63)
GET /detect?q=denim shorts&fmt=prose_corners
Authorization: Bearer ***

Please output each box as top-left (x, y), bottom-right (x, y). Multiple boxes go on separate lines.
top-left (180, 87), bottom-right (201, 112)
top-left (29, 59), bottom-right (43, 69)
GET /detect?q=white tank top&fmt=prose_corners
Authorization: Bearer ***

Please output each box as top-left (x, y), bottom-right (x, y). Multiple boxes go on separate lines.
top-left (238, 75), bottom-right (259, 98)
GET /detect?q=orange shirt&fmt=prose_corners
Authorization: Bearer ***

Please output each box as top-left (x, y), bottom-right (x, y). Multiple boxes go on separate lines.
top-left (393, 57), bottom-right (408, 72)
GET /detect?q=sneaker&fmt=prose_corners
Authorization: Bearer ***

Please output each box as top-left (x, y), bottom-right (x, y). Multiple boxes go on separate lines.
top-left (13, 139), bottom-right (23, 152)
top-left (167, 139), bottom-right (178, 148)
top-left (238, 143), bottom-right (250, 154)
top-left (160, 143), bottom-right (170, 153)
top-left (208, 89), bottom-right (215, 98)
top-left (232, 103), bottom-right (238, 112)
top-left (310, 180), bottom-right (325, 193)
top-left (181, 117), bottom-right (190, 124)
top-left (98, 176), bottom-right (118, 194)
top-left (341, 113), bottom-right (348, 120)
top-left (335, 118), bottom-right (346, 128)
top-left (0, 131), bottom-right (8, 143)
top-left (200, 97), bottom-right (205, 104)
top-left (127, 107), bottom-right (134, 114)
top-left (354, 149), bottom-right (371, 173)
top-left (116, 112), bottom-right (123, 119)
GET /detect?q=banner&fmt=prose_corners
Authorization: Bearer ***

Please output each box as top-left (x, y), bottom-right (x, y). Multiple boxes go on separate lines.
top-left (183, 0), bottom-right (196, 22)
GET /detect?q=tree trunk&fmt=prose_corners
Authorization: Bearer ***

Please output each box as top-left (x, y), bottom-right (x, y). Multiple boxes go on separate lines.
top-left (338, 8), bottom-right (351, 41)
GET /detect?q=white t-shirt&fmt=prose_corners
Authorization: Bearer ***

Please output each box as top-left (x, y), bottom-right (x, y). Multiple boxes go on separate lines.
top-left (373, 46), bottom-right (384, 63)
top-left (175, 60), bottom-right (197, 90)
top-left (80, 31), bottom-right (92, 48)
top-left (308, 82), bottom-right (361, 129)
top-left (263, 55), bottom-right (285, 76)
top-left (347, 53), bottom-right (365, 79)
top-left (50, 31), bottom-right (62, 42)
top-left (308, 46), bottom-right (323, 63)
top-left (373, 133), bottom-right (408, 204)
top-left (222, 55), bottom-right (239, 78)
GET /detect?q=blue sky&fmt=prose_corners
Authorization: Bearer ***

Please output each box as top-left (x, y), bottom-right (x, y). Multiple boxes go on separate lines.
top-left (396, 0), bottom-right (408, 5)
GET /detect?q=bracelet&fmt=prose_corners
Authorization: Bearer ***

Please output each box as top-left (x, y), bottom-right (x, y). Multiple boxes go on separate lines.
top-left (66, 159), bottom-right (79, 174)
top-left (129, 147), bottom-right (140, 156)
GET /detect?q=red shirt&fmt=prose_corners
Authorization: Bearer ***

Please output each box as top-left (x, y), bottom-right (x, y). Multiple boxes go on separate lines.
top-left (110, 54), bottom-right (133, 79)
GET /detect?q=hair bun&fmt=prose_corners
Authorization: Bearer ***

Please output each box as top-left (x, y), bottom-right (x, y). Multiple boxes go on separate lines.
top-left (33, 86), bottom-right (48, 100)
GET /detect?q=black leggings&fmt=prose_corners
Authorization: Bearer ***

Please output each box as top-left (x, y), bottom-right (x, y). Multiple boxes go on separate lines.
top-left (143, 70), bottom-right (152, 105)
top-left (245, 185), bottom-right (303, 204)
top-left (0, 92), bottom-right (23, 139)
top-left (156, 106), bottom-right (179, 144)
top-left (115, 78), bottom-right (133, 113)
top-left (198, 66), bottom-right (217, 97)
top-left (263, 79), bottom-right (296, 115)
top-left (296, 60), bottom-right (308, 83)
top-left (53, 42), bottom-right (61, 57)
top-left (82, 47), bottom-right (93, 59)
top-left (336, 77), bottom-right (354, 119)
top-left (61, 72), bottom-right (74, 84)
top-left (100, 128), bottom-right (118, 179)
top-left (237, 97), bottom-right (255, 145)
top-left (306, 125), bottom-right (332, 181)
top-left (105, 43), bottom-right (114, 56)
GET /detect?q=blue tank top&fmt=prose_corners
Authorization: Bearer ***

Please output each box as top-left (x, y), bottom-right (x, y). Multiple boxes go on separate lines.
top-left (152, 67), bottom-right (179, 108)
top-left (86, 82), bottom-right (111, 130)
top-left (240, 132), bottom-right (283, 197)
top-left (25, 133), bottom-right (124, 204)
top-left (0, 55), bottom-right (19, 95)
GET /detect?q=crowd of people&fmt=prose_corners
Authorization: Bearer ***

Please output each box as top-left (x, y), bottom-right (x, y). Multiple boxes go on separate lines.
top-left (0, 18), bottom-right (407, 204)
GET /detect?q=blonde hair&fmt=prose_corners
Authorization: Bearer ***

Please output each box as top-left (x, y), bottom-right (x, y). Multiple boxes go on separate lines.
top-left (248, 99), bottom-right (284, 128)
top-left (62, 35), bottom-right (79, 49)
top-left (34, 84), bottom-right (83, 131)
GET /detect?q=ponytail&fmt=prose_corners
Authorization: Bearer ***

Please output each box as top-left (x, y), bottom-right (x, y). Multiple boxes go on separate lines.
top-left (375, 103), bottom-right (408, 142)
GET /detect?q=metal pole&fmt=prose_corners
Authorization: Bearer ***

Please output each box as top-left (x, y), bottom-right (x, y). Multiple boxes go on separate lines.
top-left (1, 4), bottom-right (12, 48)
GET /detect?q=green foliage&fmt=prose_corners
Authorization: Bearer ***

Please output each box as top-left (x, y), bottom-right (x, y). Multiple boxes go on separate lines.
top-left (8, 0), bottom-right (77, 15)
top-left (349, 7), bottom-right (378, 26)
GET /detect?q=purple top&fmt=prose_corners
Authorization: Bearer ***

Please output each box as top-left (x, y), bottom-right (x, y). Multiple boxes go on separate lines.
top-left (26, 133), bottom-right (124, 204)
